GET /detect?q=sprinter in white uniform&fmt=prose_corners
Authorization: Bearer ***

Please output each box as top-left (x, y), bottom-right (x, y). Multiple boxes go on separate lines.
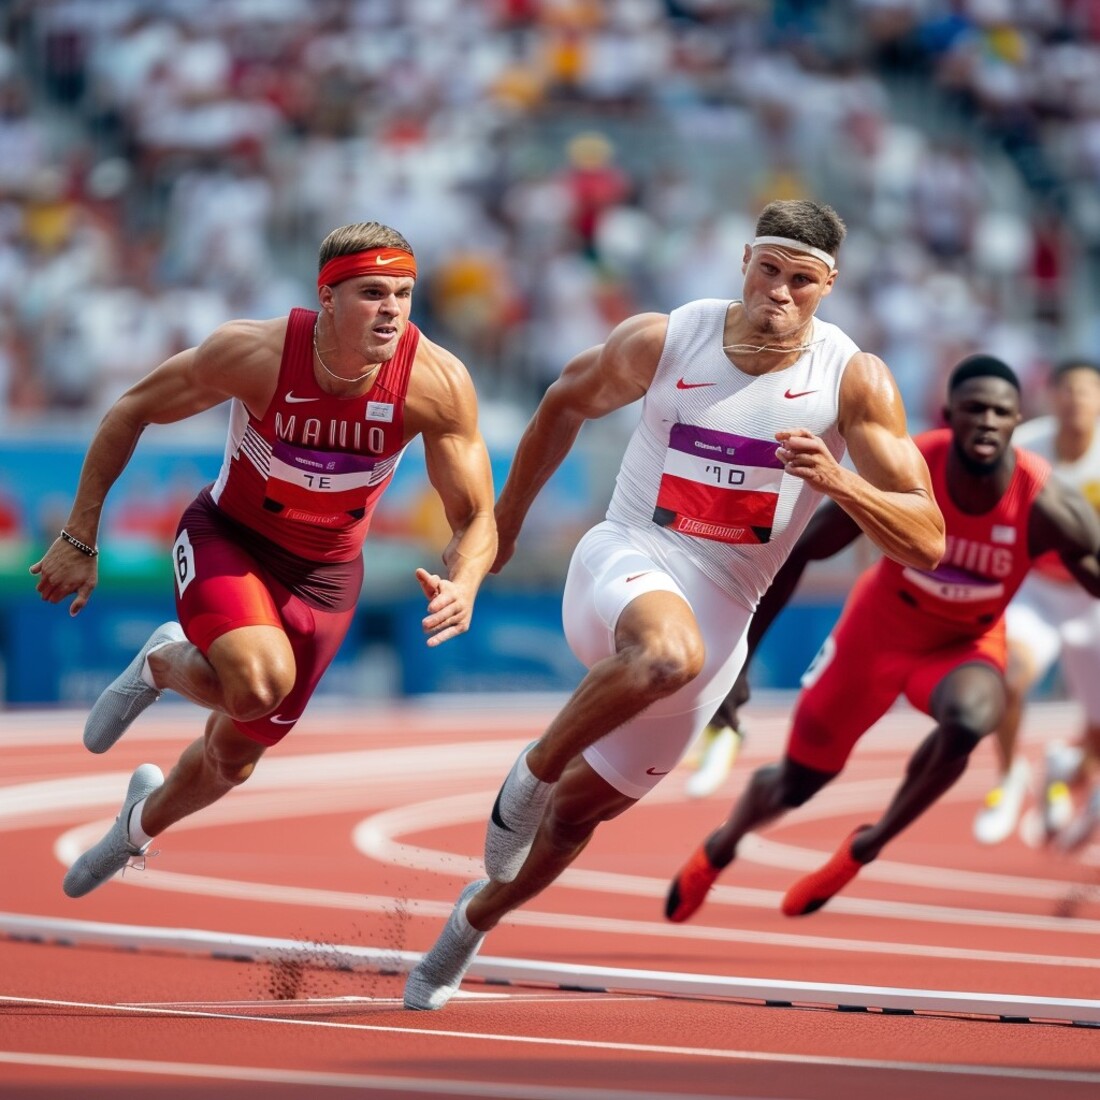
top-left (974, 358), bottom-right (1100, 846)
top-left (404, 198), bottom-right (947, 1011)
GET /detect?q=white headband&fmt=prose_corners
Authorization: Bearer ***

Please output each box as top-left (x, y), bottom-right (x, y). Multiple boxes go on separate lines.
top-left (752, 235), bottom-right (835, 269)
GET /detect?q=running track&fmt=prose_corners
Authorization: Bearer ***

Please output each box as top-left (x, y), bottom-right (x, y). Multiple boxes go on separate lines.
top-left (1, 698), bottom-right (1098, 1099)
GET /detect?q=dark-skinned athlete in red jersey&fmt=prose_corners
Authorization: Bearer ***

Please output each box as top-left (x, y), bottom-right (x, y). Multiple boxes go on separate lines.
top-left (667, 354), bottom-right (1100, 923)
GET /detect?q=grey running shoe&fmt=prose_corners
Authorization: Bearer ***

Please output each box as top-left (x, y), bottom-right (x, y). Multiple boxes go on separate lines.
top-left (62, 763), bottom-right (164, 898)
top-left (84, 622), bottom-right (185, 753)
top-left (404, 879), bottom-right (489, 1010)
top-left (484, 741), bottom-right (553, 882)
top-left (1056, 788), bottom-right (1100, 853)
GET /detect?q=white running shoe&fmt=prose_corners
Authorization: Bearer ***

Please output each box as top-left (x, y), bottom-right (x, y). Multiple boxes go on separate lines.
top-left (404, 879), bottom-right (488, 1010)
top-left (1055, 788), bottom-right (1100, 853)
top-left (973, 757), bottom-right (1031, 845)
top-left (483, 742), bottom-right (553, 882)
top-left (684, 723), bottom-right (743, 799)
top-left (62, 764), bottom-right (163, 897)
top-left (83, 622), bottom-right (185, 753)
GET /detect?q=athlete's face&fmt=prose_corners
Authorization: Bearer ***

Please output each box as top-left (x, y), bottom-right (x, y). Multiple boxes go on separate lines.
top-left (944, 377), bottom-right (1021, 473)
top-left (739, 245), bottom-right (836, 337)
top-left (1050, 367), bottom-right (1100, 436)
top-left (325, 275), bottom-right (414, 363)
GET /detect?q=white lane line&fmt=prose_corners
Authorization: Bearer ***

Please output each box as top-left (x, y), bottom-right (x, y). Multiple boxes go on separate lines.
top-left (0, 1050), bottom-right (777, 1100)
top-left (2, 1005), bottom-right (1099, 1085)
top-left (3, 918), bottom-right (1098, 1021)
top-left (352, 793), bottom-right (1100, 934)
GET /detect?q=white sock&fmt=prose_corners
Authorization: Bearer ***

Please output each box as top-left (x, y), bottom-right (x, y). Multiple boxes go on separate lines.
top-left (127, 796), bottom-right (154, 848)
top-left (140, 641), bottom-right (174, 688)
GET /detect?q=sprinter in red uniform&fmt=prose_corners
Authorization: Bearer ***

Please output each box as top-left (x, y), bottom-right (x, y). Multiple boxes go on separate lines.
top-left (666, 354), bottom-right (1100, 922)
top-left (31, 221), bottom-right (497, 897)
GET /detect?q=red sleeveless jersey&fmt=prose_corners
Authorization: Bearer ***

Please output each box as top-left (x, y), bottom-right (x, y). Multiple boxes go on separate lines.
top-left (870, 429), bottom-right (1050, 631)
top-left (211, 307), bottom-right (418, 562)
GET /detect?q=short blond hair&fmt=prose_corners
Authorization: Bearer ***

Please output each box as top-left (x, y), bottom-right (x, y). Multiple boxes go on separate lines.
top-left (318, 222), bottom-right (414, 270)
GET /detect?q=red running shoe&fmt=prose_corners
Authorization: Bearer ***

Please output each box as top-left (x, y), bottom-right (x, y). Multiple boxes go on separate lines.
top-left (665, 843), bottom-right (722, 922)
top-left (781, 825), bottom-right (871, 916)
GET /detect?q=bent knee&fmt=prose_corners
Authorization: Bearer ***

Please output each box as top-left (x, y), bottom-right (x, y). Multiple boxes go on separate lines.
top-left (626, 640), bottom-right (706, 698)
top-left (220, 662), bottom-right (296, 722)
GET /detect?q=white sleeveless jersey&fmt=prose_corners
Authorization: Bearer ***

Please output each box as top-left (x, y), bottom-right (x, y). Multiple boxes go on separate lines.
top-left (605, 298), bottom-right (856, 609)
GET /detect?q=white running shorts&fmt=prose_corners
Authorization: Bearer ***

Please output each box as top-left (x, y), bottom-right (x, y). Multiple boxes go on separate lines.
top-left (562, 520), bottom-right (753, 799)
top-left (1006, 571), bottom-right (1100, 723)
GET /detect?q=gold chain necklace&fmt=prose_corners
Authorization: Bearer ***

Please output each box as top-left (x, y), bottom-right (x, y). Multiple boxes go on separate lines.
top-left (312, 322), bottom-right (381, 385)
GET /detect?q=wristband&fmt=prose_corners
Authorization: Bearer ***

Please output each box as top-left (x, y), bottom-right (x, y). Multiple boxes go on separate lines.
top-left (59, 529), bottom-right (99, 557)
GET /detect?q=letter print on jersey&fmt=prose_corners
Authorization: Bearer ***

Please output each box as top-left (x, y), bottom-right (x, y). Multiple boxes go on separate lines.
top-left (652, 424), bottom-right (785, 544)
top-left (263, 439), bottom-right (402, 524)
top-left (901, 563), bottom-right (1006, 606)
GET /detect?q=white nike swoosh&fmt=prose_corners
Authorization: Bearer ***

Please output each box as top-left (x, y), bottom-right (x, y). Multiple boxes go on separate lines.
top-left (375, 255), bottom-right (399, 265)
top-left (284, 393), bottom-right (318, 404)
top-left (270, 715), bottom-right (298, 725)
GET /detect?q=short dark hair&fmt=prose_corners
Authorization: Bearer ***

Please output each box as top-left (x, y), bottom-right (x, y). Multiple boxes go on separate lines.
top-left (318, 222), bottom-right (414, 270)
top-left (947, 354), bottom-right (1020, 394)
top-left (1050, 357), bottom-right (1100, 385)
top-left (754, 200), bottom-right (847, 258)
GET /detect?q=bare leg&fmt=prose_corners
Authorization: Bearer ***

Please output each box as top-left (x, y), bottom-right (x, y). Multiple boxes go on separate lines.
top-left (472, 757), bottom-right (635, 930)
top-left (989, 639), bottom-right (1034, 774)
top-left (705, 758), bottom-right (834, 868)
top-left (526, 591), bottom-right (705, 782)
top-left (856, 662), bottom-right (1004, 862)
top-left (151, 624), bottom-right (296, 722)
top-left (140, 712), bottom-right (268, 835)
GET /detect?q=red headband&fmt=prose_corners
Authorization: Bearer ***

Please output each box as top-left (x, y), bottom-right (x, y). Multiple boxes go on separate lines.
top-left (317, 248), bottom-right (418, 287)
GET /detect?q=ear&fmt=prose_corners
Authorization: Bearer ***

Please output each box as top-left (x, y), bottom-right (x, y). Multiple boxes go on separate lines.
top-left (741, 243), bottom-right (752, 273)
top-left (317, 284), bottom-right (335, 313)
top-left (819, 267), bottom-right (838, 297)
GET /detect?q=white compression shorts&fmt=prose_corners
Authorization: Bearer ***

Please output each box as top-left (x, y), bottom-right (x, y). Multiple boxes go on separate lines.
top-left (562, 520), bottom-right (753, 799)
top-left (1006, 571), bottom-right (1100, 723)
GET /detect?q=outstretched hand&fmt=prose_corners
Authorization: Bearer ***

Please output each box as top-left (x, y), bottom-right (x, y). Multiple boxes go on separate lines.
top-left (29, 538), bottom-right (98, 617)
top-left (416, 567), bottom-right (474, 647)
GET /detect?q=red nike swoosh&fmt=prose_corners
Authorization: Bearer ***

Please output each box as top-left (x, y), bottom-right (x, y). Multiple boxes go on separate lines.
top-left (625, 572), bottom-right (653, 583)
top-left (784, 388), bottom-right (818, 399)
top-left (646, 767), bottom-right (670, 776)
top-left (677, 378), bottom-right (716, 389)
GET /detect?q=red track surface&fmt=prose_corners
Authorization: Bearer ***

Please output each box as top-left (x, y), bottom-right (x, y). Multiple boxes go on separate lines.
top-left (2, 698), bottom-right (1098, 1099)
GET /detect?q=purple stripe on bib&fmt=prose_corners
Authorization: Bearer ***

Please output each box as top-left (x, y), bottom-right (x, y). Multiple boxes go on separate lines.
top-left (668, 424), bottom-right (783, 468)
top-left (272, 440), bottom-right (381, 475)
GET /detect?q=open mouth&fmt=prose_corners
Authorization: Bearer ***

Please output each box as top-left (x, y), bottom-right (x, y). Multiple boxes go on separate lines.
top-left (971, 437), bottom-right (998, 458)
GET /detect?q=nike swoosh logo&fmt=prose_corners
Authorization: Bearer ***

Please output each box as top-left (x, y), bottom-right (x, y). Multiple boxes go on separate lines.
top-left (625, 572), bottom-right (653, 583)
top-left (375, 254), bottom-right (399, 265)
top-left (676, 378), bottom-right (716, 389)
top-left (784, 389), bottom-right (818, 399)
top-left (270, 715), bottom-right (298, 725)
top-left (490, 789), bottom-right (512, 832)
top-left (284, 393), bottom-right (319, 404)
top-left (646, 767), bottom-right (670, 776)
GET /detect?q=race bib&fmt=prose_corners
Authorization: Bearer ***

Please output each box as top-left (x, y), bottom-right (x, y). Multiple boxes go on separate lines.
top-left (652, 425), bottom-right (784, 544)
top-left (263, 439), bottom-right (400, 522)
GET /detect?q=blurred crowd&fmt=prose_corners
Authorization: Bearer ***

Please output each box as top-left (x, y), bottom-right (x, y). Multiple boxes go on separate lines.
top-left (0, 0), bottom-right (1098, 433)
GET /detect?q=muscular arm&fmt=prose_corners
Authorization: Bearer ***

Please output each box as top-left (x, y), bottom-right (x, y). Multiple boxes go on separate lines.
top-left (414, 342), bottom-right (498, 645)
top-left (31, 319), bottom-right (281, 613)
top-left (492, 312), bottom-right (666, 571)
top-left (777, 353), bottom-right (944, 570)
top-left (1030, 480), bottom-right (1100, 596)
